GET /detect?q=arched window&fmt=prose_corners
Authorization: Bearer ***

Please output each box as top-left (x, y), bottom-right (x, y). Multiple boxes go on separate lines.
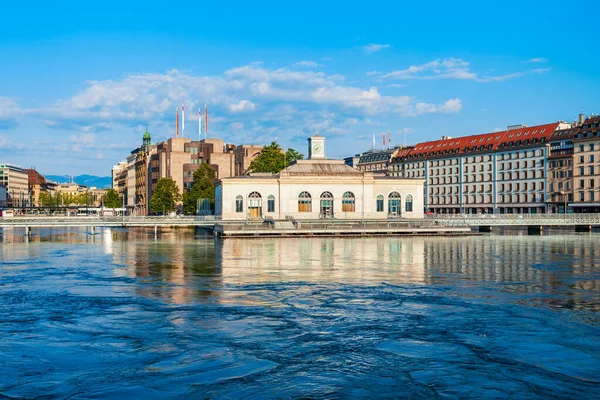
top-left (388, 191), bottom-right (401, 216)
top-left (405, 194), bottom-right (413, 212)
top-left (342, 191), bottom-right (355, 212)
top-left (320, 191), bottom-right (334, 218)
top-left (248, 192), bottom-right (262, 218)
top-left (298, 191), bottom-right (312, 212)
top-left (267, 195), bottom-right (275, 213)
top-left (235, 195), bottom-right (243, 213)
top-left (376, 194), bottom-right (384, 212)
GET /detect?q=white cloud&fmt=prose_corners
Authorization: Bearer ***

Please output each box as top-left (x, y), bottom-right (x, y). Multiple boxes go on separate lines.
top-left (293, 61), bottom-right (322, 68)
top-left (0, 97), bottom-right (21, 129)
top-left (528, 57), bottom-right (548, 63)
top-left (364, 43), bottom-right (390, 54)
top-left (11, 63), bottom-right (462, 167)
top-left (379, 58), bottom-right (550, 82)
top-left (228, 100), bottom-right (256, 113)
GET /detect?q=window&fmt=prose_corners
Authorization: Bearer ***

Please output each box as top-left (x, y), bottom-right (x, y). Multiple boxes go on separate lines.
top-left (268, 195), bottom-right (275, 212)
top-left (580, 156), bottom-right (585, 163)
top-left (590, 179), bottom-right (595, 189)
top-left (580, 145), bottom-right (585, 152)
top-left (580, 192), bottom-right (585, 202)
top-left (580, 179), bottom-right (585, 189)
top-left (376, 194), bottom-right (384, 212)
top-left (590, 155), bottom-right (595, 163)
top-left (405, 195), bottom-right (413, 212)
top-left (592, 192), bottom-right (596, 202)
top-left (298, 191), bottom-right (312, 212)
top-left (342, 191), bottom-right (355, 212)
top-left (388, 191), bottom-right (401, 216)
top-left (591, 166), bottom-right (595, 175)
top-left (235, 195), bottom-right (243, 213)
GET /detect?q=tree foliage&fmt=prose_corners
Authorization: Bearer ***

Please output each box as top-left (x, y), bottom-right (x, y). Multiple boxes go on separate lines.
top-left (104, 188), bottom-right (121, 208)
top-left (150, 177), bottom-right (182, 214)
top-left (38, 191), bottom-right (94, 207)
top-left (249, 141), bottom-right (304, 174)
top-left (183, 162), bottom-right (216, 214)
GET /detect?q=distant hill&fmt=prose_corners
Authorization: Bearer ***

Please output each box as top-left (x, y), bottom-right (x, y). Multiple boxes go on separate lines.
top-left (45, 175), bottom-right (112, 189)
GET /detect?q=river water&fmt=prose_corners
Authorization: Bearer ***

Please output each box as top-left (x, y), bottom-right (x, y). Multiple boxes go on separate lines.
top-left (1, 228), bottom-right (599, 398)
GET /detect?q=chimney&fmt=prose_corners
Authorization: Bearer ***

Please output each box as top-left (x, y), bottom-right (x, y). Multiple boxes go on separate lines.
top-left (579, 113), bottom-right (585, 125)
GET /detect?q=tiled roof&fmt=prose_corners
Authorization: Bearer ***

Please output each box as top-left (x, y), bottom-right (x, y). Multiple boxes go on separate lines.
top-left (574, 116), bottom-right (600, 141)
top-left (496, 122), bottom-right (560, 148)
top-left (395, 122), bottom-right (562, 162)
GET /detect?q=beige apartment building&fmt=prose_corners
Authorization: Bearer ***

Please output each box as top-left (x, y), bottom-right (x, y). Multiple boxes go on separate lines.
top-left (390, 121), bottom-right (571, 214)
top-left (0, 164), bottom-right (29, 207)
top-left (572, 115), bottom-right (600, 212)
top-left (112, 161), bottom-right (127, 197)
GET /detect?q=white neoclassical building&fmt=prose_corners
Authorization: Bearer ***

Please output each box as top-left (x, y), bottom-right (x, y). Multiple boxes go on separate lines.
top-left (215, 134), bottom-right (424, 220)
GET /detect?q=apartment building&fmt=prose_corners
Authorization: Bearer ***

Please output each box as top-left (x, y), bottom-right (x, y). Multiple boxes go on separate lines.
top-left (547, 127), bottom-right (577, 213)
top-left (111, 161), bottom-right (128, 200)
top-left (390, 122), bottom-right (570, 214)
top-left (134, 129), bottom-right (153, 216)
top-left (126, 152), bottom-right (137, 212)
top-left (355, 147), bottom-right (400, 173)
top-left (0, 163), bottom-right (29, 207)
top-left (572, 115), bottom-right (600, 212)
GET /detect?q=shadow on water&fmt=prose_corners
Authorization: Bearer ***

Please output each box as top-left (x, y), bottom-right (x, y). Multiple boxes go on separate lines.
top-left (0, 227), bottom-right (599, 398)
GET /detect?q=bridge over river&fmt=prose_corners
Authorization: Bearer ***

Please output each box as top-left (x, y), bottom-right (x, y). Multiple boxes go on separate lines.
top-left (427, 213), bottom-right (600, 233)
top-left (0, 216), bottom-right (216, 236)
top-left (2, 214), bottom-right (599, 236)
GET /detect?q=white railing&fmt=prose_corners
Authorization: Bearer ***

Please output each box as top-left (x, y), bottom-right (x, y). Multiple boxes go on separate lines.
top-left (428, 213), bottom-right (600, 226)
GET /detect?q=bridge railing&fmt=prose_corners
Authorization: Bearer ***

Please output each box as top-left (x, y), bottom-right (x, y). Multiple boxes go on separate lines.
top-left (427, 213), bottom-right (600, 226)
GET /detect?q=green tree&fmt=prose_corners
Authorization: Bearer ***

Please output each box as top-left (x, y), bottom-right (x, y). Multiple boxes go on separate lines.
top-left (150, 177), bottom-right (182, 214)
top-left (285, 147), bottom-right (304, 165)
top-left (183, 162), bottom-right (217, 214)
top-left (249, 142), bottom-right (304, 174)
top-left (104, 188), bottom-right (121, 208)
top-left (39, 192), bottom-right (55, 207)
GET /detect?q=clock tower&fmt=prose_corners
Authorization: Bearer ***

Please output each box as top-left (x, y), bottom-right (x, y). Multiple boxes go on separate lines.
top-left (308, 131), bottom-right (326, 160)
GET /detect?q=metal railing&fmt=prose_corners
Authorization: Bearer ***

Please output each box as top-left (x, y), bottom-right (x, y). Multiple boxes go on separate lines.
top-left (427, 213), bottom-right (600, 226)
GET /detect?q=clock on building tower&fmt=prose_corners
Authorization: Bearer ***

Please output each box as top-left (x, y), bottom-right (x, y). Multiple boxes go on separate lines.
top-left (308, 132), bottom-right (326, 160)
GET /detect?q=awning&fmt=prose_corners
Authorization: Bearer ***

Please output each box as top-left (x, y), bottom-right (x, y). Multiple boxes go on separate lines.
top-left (569, 203), bottom-right (600, 207)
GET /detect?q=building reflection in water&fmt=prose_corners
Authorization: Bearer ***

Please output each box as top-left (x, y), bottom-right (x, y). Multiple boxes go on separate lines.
top-left (1, 226), bottom-right (597, 314)
top-left (423, 235), bottom-right (600, 313)
top-left (219, 237), bottom-right (426, 285)
top-left (110, 227), bottom-right (222, 305)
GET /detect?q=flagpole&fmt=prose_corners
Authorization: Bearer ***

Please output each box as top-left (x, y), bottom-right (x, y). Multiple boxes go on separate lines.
top-left (176, 108), bottom-right (179, 137)
top-left (198, 109), bottom-right (201, 142)
top-left (204, 104), bottom-right (208, 141)
top-left (181, 104), bottom-right (185, 137)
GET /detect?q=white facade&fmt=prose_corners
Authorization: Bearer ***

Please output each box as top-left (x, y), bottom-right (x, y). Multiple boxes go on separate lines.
top-left (215, 134), bottom-right (424, 221)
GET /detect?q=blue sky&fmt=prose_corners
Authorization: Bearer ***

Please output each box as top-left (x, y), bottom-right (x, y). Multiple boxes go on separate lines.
top-left (0, 0), bottom-right (598, 176)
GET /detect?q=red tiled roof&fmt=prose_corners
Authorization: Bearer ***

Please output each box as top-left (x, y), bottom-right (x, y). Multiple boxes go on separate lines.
top-left (396, 122), bottom-right (561, 161)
